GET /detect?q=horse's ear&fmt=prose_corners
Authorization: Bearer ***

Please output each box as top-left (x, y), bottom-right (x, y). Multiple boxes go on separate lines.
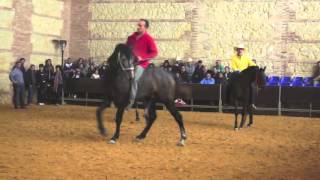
top-left (263, 66), bottom-right (266, 71)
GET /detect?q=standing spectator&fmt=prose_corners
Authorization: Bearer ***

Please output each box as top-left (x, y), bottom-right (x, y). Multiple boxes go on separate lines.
top-left (73, 69), bottom-right (81, 79)
top-left (18, 58), bottom-right (26, 75)
top-left (91, 69), bottom-right (100, 79)
top-left (98, 63), bottom-right (108, 80)
top-left (53, 65), bottom-right (63, 105)
top-left (87, 64), bottom-right (96, 78)
top-left (185, 58), bottom-right (195, 82)
top-left (79, 63), bottom-right (88, 77)
top-left (213, 60), bottom-right (224, 73)
top-left (63, 58), bottom-right (73, 78)
top-left (161, 60), bottom-right (171, 72)
top-left (44, 59), bottom-right (54, 103)
top-left (36, 64), bottom-right (47, 105)
top-left (215, 72), bottom-right (226, 84)
top-left (9, 61), bottom-right (25, 109)
top-left (312, 61), bottom-right (320, 85)
top-left (200, 73), bottom-right (215, 85)
top-left (224, 66), bottom-right (231, 80)
top-left (25, 64), bottom-right (37, 105)
top-left (192, 65), bottom-right (206, 83)
top-left (180, 65), bottom-right (189, 83)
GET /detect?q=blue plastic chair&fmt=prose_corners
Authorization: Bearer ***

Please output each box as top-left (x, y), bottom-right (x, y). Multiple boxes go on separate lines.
top-left (315, 83), bottom-right (320, 87)
top-left (280, 76), bottom-right (291, 86)
top-left (303, 77), bottom-right (313, 87)
top-left (267, 76), bottom-right (280, 86)
top-left (291, 77), bottom-right (304, 87)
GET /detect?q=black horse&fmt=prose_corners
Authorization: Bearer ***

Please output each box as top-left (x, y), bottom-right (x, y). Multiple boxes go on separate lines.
top-left (226, 66), bottom-right (267, 130)
top-left (96, 44), bottom-right (188, 146)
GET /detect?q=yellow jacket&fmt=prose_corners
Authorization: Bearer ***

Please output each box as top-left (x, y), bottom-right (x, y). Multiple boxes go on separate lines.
top-left (231, 54), bottom-right (256, 72)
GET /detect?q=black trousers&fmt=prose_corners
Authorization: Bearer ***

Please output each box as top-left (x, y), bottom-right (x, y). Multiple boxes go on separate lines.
top-left (37, 85), bottom-right (47, 103)
top-left (54, 85), bottom-right (63, 104)
top-left (13, 84), bottom-right (25, 108)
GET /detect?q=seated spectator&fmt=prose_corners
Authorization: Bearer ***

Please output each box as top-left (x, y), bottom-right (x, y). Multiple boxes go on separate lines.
top-left (53, 65), bottom-right (63, 105)
top-left (78, 63), bottom-right (88, 77)
top-left (215, 72), bottom-right (226, 84)
top-left (312, 61), bottom-right (320, 85)
top-left (9, 61), bottom-right (26, 109)
top-left (224, 66), bottom-right (231, 80)
top-left (36, 64), bottom-right (47, 105)
top-left (179, 65), bottom-right (189, 83)
top-left (161, 60), bottom-right (171, 71)
top-left (200, 73), bottom-right (215, 85)
top-left (25, 64), bottom-right (37, 105)
top-left (91, 69), bottom-right (100, 79)
top-left (213, 59), bottom-right (224, 73)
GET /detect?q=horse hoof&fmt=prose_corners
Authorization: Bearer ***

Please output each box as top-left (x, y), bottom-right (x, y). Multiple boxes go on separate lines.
top-left (247, 124), bottom-right (251, 128)
top-left (177, 139), bottom-right (186, 147)
top-left (109, 139), bottom-right (116, 144)
top-left (234, 128), bottom-right (239, 131)
top-left (133, 137), bottom-right (143, 143)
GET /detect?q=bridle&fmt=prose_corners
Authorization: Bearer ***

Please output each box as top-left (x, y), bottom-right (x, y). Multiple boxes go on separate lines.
top-left (117, 52), bottom-right (135, 79)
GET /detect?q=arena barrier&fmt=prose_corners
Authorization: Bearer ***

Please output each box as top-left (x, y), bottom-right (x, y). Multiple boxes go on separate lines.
top-left (64, 79), bottom-right (320, 117)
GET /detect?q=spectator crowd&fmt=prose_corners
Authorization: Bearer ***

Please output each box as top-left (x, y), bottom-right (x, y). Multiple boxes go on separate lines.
top-left (8, 57), bottom-right (320, 109)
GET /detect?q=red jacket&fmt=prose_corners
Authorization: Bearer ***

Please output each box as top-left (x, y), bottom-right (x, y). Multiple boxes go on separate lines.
top-left (126, 32), bottom-right (158, 69)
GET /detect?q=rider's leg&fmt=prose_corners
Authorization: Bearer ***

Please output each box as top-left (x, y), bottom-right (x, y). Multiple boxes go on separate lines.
top-left (127, 65), bottom-right (144, 109)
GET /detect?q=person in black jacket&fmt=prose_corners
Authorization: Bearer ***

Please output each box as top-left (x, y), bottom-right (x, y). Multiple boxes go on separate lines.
top-left (36, 64), bottom-right (47, 105)
top-left (25, 64), bottom-right (37, 105)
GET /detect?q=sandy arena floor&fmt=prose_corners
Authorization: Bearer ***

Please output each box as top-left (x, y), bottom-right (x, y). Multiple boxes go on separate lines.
top-left (0, 105), bottom-right (320, 179)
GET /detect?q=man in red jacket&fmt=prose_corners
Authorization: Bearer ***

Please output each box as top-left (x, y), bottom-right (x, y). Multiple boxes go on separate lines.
top-left (126, 19), bottom-right (158, 108)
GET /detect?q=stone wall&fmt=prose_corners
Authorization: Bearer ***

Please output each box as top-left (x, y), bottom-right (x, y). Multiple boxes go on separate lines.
top-left (85, 0), bottom-right (320, 77)
top-left (0, 0), bottom-right (70, 104)
top-left (0, 0), bottom-right (319, 103)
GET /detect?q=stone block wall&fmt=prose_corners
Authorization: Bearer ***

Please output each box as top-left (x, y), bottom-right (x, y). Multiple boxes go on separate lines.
top-left (0, 0), bottom-right (70, 104)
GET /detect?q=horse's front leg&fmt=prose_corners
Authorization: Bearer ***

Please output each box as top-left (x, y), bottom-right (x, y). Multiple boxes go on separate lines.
top-left (247, 106), bottom-right (253, 127)
top-left (110, 107), bottom-right (125, 144)
top-left (96, 100), bottom-right (111, 136)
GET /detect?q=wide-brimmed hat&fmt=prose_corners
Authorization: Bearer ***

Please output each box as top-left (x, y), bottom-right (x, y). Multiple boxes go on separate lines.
top-left (234, 44), bottom-right (245, 51)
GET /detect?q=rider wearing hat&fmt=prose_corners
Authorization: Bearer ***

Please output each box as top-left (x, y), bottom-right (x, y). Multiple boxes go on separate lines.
top-left (231, 44), bottom-right (257, 109)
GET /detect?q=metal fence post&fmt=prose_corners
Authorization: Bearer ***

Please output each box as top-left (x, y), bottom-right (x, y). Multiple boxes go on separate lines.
top-left (278, 86), bottom-right (282, 116)
top-left (218, 84), bottom-right (222, 113)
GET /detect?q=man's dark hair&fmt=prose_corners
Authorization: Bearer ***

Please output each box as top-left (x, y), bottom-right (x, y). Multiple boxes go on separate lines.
top-left (140, 19), bottom-right (149, 28)
top-left (39, 64), bottom-right (44, 67)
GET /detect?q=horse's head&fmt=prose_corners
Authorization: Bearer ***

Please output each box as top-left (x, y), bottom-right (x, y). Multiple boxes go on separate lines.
top-left (109, 44), bottom-right (135, 79)
top-left (256, 66), bottom-right (267, 88)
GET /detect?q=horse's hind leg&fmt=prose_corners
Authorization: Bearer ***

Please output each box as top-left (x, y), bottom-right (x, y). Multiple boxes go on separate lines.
top-left (136, 101), bottom-right (157, 140)
top-left (110, 107), bottom-right (125, 144)
top-left (135, 105), bottom-right (140, 121)
top-left (96, 100), bottom-right (111, 136)
top-left (239, 105), bottom-right (248, 129)
top-left (234, 101), bottom-right (239, 131)
top-left (165, 101), bottom-right (187, 146)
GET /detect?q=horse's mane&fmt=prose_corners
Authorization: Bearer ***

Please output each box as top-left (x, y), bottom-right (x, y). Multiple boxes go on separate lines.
top-left (107, 43), bottom-right (132, 66)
